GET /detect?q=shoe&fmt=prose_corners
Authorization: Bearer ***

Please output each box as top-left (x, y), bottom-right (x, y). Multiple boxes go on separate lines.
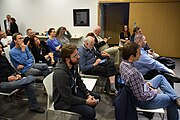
top-left (30, 106), bottom-right (45, 113)
top-left (108, 90), bottom-right (117, 96)
top-left (176, 98), bottom-right (180, 107)
top-left (163, 73), bottom-right (180, 83)
top-left (100, 88), bottom-right (106, 94)
top-left (142, 112), bottom-right (154, 119)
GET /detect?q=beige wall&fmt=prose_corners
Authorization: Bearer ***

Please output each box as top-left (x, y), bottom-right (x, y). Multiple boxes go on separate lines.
top-left (98, 0), bottom-right (180, 57)
top-left (99, 0), bottom-right (180, 3)
top-left (129, 2), bottom-right (180, 57)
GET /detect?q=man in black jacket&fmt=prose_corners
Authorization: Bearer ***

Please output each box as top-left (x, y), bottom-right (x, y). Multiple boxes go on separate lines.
top-left (0, 44), bottom-right (45, 113)
top-left (4, 14), bottom-right (11, 35)
top-left (53, 44), bottom-right (100, 120)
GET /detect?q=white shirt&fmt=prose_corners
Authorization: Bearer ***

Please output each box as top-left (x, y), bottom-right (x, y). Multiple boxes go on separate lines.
top-left (5, 20), bottom-right (11, 30)
top-left (1, 36), bottom-right (12, 46)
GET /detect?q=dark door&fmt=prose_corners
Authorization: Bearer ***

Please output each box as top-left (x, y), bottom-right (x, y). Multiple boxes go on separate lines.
top-left (100, 3), bottom-right (129, 45)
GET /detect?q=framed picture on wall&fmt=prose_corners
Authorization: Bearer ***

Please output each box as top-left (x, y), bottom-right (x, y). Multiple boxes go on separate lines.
top-left (73, 9), bottom-right (89, 26)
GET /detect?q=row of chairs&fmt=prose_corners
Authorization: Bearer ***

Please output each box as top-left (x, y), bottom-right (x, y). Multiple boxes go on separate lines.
top-left (43, 73), bottom-right (165, 120)
top-left (1, 45), bottom-right (165, 120)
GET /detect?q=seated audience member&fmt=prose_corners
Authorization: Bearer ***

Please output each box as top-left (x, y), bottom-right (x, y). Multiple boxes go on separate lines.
top-left (53, 44), bottom-right (100, 120)
top-left (131, 26), bottom-right (159, 59)
top-left (133, 34), bottom-right (180, 87)
top-left (93, 26), bottom-right (120, 65)
top-left (9, 33), bottom-right (51, 80)
top-left (0, 31), bottom-right (12, 47)
top-left (10, 17), bottom-right (19, 35)
top-left (130, 26), bottom-right (142, 42)
top-left (46, 28), bottom-right (62, 61)
top-left (29, 36), bottom-right (55, 66)
top-left (78, 36), bottom-right (118, 95)
top-left (24, 28), bottom-right (34, 45)
top-left (119, 25), bottom-right (131, 45)
top-left (120, 42), bottom-right (180, 120)
top-left (0, 44), bottom-right (45, 113)
top-left (56, 26), bottom-right (72, 45)
top-left (86, 32), bottom-right (111, 58)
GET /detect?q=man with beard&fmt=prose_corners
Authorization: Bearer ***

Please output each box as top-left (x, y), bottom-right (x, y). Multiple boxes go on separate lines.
top-left (53, 44), bottom-right (100, 120)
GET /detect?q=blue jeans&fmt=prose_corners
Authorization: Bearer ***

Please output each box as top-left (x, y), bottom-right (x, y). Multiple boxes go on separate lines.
top-left (24, 63), bottom-right (51, 77)
top-left (136, 75), bottom-right (179, 120)
top-left (66, 90), bottom-right (100, 120)
top-left (0, 76), bottom-right (39, 109)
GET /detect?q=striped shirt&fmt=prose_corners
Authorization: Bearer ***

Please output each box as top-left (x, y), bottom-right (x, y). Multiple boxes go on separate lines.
top-left (120, 60), bottom-right (157, 101)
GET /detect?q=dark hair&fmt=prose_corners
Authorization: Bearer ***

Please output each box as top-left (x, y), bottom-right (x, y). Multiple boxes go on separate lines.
top-left (26, 28), bottom-right (32, 34)
top-left (11, 17), bottom-right (16, 22)
top-left (48, 28), bottom-right (55, 35)
top-left (86, 32), bottom-right (95, 38)
top-left (122, 25), bottom-right (129, 32)
top-left (133, 26), bottom-right (141, 34)
top-left (29, 35), bottom-right (38, 48)
top-left (61, 44), bottom-right (77, 62)
top-left (122, 42), bottom-right (139, 60)
top-left (12, 33), bottom-right (22, 41)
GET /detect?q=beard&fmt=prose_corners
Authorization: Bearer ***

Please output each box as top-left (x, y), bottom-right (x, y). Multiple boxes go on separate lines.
top-left (69, 58), bottom-right (79, 66)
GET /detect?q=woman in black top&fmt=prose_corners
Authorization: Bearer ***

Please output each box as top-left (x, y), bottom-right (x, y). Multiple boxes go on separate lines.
top-left (10, 17), bottom-right (19, 35)
top-left (29, 36), bottom-right (55, 66)
top-left (120, 25), bottom-right (131, 45)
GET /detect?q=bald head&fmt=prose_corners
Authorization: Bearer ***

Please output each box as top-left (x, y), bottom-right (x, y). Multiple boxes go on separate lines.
top-left (84, 36), bottom-right (95, 49)
top-left (93, 26), bottom-right (101, 35)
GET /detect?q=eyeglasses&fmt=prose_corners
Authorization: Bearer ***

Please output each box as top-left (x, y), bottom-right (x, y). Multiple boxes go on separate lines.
top-left (71, 53), bottom-right (79, 58)
top-left (17, 37), bottom-right (23, 40)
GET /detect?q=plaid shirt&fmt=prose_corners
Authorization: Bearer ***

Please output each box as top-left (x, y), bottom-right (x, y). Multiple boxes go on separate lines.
top-left (120, 60), bottom-right (157, 101)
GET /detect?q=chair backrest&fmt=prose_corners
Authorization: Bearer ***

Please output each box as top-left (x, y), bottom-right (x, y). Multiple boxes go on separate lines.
top-left (4, 45), bottom-right (10, 62)
top-left (43, 72), bottom-right (54, 109)
top-left (115, 86), bottom-right (138, 120)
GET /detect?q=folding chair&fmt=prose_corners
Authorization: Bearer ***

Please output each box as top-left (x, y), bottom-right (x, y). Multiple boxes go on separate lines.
top-left (0, 89), bottom-right (19, 119)
top-left (137, 107), bottom-right (165, 120)
top-left (43, 72), bottom-right (80, 120)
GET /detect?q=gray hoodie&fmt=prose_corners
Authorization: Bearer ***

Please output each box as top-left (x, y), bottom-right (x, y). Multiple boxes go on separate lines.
top-left (53, 59), bottom-right (89, 110)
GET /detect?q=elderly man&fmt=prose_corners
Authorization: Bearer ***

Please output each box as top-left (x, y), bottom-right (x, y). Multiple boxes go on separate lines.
top-left (93, 26), bottom-right (120, 66)
top-left (133, 34), bottom-right (180, 87)
top-left (78, 36), bottom-right (118, 95)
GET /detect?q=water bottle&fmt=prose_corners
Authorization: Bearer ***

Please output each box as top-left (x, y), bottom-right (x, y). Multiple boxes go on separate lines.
top-left (134, 22), bottom-right (136, 28)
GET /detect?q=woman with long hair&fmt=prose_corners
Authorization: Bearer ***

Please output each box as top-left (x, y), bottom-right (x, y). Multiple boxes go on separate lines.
top-left (56, 26), bottom-right (71, 45)
top-left (119, 25), bottom-right (131, 45)
top-left (29, 35), bottom-right (55, 66)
